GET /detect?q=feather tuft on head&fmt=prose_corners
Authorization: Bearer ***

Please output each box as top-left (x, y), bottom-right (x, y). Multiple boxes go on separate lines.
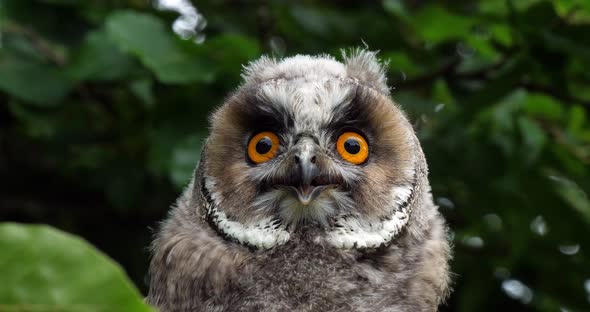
top-left (342, 48), bottom-right (390, 95)
top-left (241, 48), bottom-right (390, 95)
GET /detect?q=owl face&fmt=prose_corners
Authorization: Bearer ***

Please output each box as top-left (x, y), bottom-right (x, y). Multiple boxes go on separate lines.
top-left (199, 51), bottom-right (421, 250)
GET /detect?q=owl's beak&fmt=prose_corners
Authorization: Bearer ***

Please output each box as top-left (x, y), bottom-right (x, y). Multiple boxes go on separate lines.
top-left (288, 185), bottom-right (329, 205)
top-left (288, 136), bottom-right (330, 205)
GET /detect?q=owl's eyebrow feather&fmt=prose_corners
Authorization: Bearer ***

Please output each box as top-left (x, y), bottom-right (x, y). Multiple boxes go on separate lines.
top-left (327, 86), bottom-right (374, 132)
top-left (230, 87), bottom-right (295, 133)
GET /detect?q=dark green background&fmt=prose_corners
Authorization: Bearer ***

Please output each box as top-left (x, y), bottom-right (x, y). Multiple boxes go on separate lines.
top-left (1, 0), bottom-right (589, 311)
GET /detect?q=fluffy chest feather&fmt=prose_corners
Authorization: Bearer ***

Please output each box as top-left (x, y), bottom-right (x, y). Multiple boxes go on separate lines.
top-left (214, 231), bottom-right (414, 311)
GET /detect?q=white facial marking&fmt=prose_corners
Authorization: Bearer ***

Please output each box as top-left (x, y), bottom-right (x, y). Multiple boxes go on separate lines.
top-left (325, 182), bottom-right (414, 249)
top-left (204, 177), bottom-right (290, 249)
top-left (392, 185), bottom-right (412, 206)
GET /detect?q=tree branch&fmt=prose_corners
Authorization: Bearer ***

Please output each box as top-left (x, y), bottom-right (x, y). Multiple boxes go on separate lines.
top-left (521, 81), bottom-right (590, 111)
top-left (393, 57), bottom-right (461, 88)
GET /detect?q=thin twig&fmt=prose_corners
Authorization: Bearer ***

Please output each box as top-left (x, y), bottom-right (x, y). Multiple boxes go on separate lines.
top-left (2, 22), bottom-right (66, 66)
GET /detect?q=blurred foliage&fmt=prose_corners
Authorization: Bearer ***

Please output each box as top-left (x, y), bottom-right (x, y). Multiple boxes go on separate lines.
top-left (0, 0), bottom-right (589, 311)
top-left (0, 223), bottom-right (153, 311)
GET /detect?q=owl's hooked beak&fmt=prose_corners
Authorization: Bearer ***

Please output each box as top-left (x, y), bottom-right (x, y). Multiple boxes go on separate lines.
top-left (287, 137), bottom-right (335, 205)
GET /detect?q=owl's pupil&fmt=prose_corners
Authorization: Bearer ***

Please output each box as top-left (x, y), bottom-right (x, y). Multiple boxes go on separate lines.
top-left (344, 138), bottom-right (361, 154)
top-left (256, 137), bottom-right (273, 154)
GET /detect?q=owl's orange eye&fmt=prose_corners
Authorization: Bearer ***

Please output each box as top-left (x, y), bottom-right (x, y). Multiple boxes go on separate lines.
top-left (336, 132), bottom-right (369, 164)
top-left (248, 132), bottom-right (280, 164)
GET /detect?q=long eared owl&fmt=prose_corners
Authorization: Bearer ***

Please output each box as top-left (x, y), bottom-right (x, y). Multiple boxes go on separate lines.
top-left (147, 49), bottom-right (452, 312)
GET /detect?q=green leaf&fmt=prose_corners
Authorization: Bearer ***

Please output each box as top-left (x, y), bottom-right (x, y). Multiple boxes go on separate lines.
top-left (474, 89), bottom-right (528, 157)
top-left (432, 79), bottom-right (456, 108)
top-left (489, 23), bottom-right (513, 47)
top-left (105, 11), bottom-right (214, 84)
top-left (517, 116), bottom-right (546, 164)
top-left (479, 0), bottom-right (543, 16)
top-left (66, 29), bottom-right (136, 81)
top-left (7, 101), bottom-right (57, 138)
top-left (410, 5), bottom-right (475, 44)
top-left (547, 173), bottom-right (590, 227)
top-left (129, 78), bottom-right (155, 109)
top-left (383, 51), bottom-right (424, 77)
top-left (0, 1), bottom-right (5, 19)
top-left (554, 0), bottom-right (590, 22)
top-left (491, 89), bottom-right (527, 132)
top-left (567, 105), bottom-right (586, 134)
top-left (201, 34), bottom-right (261, 85)
top-left (383, 0), bottom-right (409, 20)
top-left (524, 93), bottom-right (564, 121)
top-left (0, 56), bottom-right (72, 106)
top-left (0, 223), bottom-right (153, 312)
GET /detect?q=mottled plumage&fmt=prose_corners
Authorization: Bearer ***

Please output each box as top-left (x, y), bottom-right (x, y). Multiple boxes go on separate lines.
top-left (147, 50), bottom-right (452, 311)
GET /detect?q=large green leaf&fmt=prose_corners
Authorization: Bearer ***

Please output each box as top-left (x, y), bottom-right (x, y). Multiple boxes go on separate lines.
top-left (0, 223), bottom-right (153, 312)
top-left (410, 5), bottom-right (475, 44)
top-left (105, 10), bottom-right (214, 84)
top-left (524, 93), bottom-right (564, 121)
top-left (0, 56), bottom-right (72, 106)
top-left (517, 115), bottom-right (546, 165)
top-left (66, 29), bottom-right (136, 82)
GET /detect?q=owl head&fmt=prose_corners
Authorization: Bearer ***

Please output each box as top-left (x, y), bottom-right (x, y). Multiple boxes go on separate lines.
top-left (196, 49), bottom-right (428, 250)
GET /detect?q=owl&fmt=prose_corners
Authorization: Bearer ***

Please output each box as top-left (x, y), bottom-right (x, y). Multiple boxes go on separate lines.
top-left (147, 49), bottom-right (452, 312)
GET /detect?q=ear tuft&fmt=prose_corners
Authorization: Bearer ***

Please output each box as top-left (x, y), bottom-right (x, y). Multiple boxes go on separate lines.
top-left (342, 48), bottom-right (390, 95)
top-left (241, 55), bottom-right (278, 85)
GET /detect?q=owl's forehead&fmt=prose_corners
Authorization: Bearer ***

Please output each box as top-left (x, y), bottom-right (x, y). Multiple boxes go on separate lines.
top-left (240, 54), bottom-right (365, 133)
top-left (256, 77), bottom-right (356, 132)
top-left (216, 52), bottom-right (396, 140)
